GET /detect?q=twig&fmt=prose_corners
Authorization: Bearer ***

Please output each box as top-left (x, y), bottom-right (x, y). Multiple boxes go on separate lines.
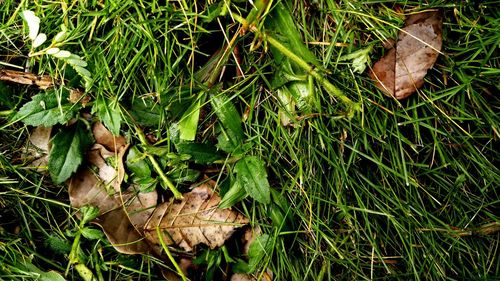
top-left (0, 69), bottom-right (54, 89)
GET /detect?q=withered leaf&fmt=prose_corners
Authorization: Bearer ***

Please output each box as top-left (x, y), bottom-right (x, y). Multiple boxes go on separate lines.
top-left (144, 182), bottom-right (249, 253)
top-left (69, 122), bottom-right (156, 254)
top-left (30, 126), bottom-right (52, 151)
top-left (92, 122), bottom-right (127, 152)
top-left (370, 11), bottom-right (443, 99)
top-left (25, 126), bottom-right (52, 171)
top-left (87, 122), bottom-right (128, 192)
top-left (231, 271), bottom-right (273, 281)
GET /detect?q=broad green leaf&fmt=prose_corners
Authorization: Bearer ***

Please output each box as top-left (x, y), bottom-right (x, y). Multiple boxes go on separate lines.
top-left (234, 156), bottom-right (270, 204)
top-left (142, 145), bottom-right (170, 157)
top-left (92, 95), bottom-right (122, 136)
top-left (15, 90), bottom-right (78, 127)
top-left (16, 261), bottom-right (66, 281)
top-left (210, 93), bottom-right (244, 153)
top-left (136, 177), bottom-right (158, 193)
top-left (40, 270), bottom-right (67, 281)
top-left (21, 10), bottom-right (40, 40)
top-left (48, 122), bottom-right (93, 183)
top-left (45, 235), bottom-right (71, 255)
top-left (126, 146), bottom-right (151, 179)
top-left (178, 98), bottom-right (201, 141)
top-left (219, 180), bottom-right (248, 209)
top-left (247, 234), bottom-right (271, 273)
top-left (130, 98), bottom-right (162, 127)
top-left (176, 142), bottom-right (222, 164)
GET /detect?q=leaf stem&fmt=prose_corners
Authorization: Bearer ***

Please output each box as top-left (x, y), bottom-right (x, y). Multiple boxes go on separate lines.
top-left (156, 227), bottom-right (188, 281)
top-left (232, 13), bottom-right (362, 115)
top-left (135, 126), bottom-right (183, 199)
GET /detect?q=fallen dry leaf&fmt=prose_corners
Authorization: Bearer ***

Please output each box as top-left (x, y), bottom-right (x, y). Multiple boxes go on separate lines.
top-left (30, 126), bottom-right (52, 151)
top-left (231, 270), bottom-right (273, 281)
top-left (370, 10), bottom-right (443, 99)
top-left (86, 122), bottom-right (128, 192)
top-left (68, 122), bottom-right (156, 254)
top-left (144, 181), bottom-right (249, 253)
top-left (92, 122), bottom-right (127, 152)
top-left (24, 126), bottom-right (52, 171)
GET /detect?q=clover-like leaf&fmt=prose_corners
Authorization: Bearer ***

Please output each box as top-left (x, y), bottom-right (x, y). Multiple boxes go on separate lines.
top-left (21, 10), bottom-right (40, 40)
top-left (32, 33), bottom-right (47, 48)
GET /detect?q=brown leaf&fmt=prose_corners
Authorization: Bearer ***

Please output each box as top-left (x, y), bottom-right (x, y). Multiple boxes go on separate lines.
top-left (69, 169), bottom-right (119, 214)
top-left (29, 126), bottom-right (52, 151)
top-left (87, 143), bottom-right (127, 193)
top-left (68, 123), bottom-right (156, 254)
top-left (144, 181), bottom-right (249, 253)
top-left (69, 169), bottom-right (157, 254)
top-left (230, 270), bottom-right (273, 281)
top-left (121, 185), bottom-right (158, 230)
top-left (24, 126), bottom-right (52, 171)
top-left (92, 122), bottom-right (127, 152)
top-left (370, 11), bottom-right (443, 99)
top-left (85, 122), bottom-right (128, 192)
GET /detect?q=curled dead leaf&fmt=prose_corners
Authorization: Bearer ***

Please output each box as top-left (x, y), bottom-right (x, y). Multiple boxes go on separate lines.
top-left (144, 181), bottom-right (249, 253)
top-left (68, 122), bottom-right (156, 254)
top-left (370, 10), bottom-right (443, 99)
top-left (92, 122), bottom-right (127, 152)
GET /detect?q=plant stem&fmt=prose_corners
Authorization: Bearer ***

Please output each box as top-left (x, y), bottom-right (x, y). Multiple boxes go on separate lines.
top-left (135, 126), bottom-right (183, 199)
top-left (232, 13), bottom-right (361, 115)
top-left (156, 227), bottom-right (188, 281)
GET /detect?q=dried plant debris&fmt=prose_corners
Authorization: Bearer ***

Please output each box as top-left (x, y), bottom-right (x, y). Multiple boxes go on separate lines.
top-left (144, 182), bottom-right (249, 253)
top-left (69, 122), bottom-right (155, 254)
top-left (0, 69), bottom-right (54, 89)
top-left (25, 126), bottom-right (52, 170)
top-left (370, 10), bottom-right (443, 99)
top-left (231, 270), bottom-right (273, 281)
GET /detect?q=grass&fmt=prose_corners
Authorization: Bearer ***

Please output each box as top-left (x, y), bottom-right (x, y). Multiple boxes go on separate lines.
top-left (1, 0), bottom-right (499, 280)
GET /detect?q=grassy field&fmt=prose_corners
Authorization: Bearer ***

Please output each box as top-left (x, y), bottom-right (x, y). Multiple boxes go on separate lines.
top-left (1, 1), bottom-right (498, 280)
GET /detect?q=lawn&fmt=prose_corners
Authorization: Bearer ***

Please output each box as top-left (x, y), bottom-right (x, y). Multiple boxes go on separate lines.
top-left (0, 1), bottom-right (498, 280)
